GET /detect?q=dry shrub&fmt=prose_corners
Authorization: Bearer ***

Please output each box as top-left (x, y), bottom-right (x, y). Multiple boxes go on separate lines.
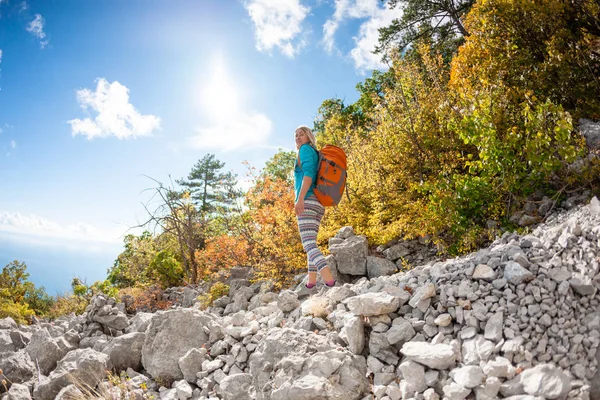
top-left (67, 370), bottom-right (154, 400)
top-left (118, 286), bottom-right (173, 314)
top-left (197, 282), bottom-right (229, 310)
top-left (46, 294), bottom-right (88, 320)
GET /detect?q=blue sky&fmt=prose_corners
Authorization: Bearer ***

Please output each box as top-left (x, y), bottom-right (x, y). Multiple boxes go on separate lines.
top-left (0, 0), bottom-right (400, 292)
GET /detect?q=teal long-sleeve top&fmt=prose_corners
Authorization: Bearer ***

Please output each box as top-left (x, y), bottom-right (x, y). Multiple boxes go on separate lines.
top-left (294, 143), bottom-right (318, 202)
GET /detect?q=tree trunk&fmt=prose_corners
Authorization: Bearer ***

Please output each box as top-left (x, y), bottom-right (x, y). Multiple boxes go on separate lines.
top-left (189, 243), bottom-right (197, 283)
top-left (447, 0), bottom-right (469, 36)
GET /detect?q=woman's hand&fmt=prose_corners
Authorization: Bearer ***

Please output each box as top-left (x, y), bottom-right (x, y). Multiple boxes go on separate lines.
top-left (295, 199), bottom-right (305, 216)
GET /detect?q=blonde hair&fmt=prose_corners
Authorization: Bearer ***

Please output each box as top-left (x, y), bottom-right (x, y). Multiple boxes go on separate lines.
top-left (295, 125), bottom-right (317, 149)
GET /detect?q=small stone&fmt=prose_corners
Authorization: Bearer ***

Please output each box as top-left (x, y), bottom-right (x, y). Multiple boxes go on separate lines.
top-left (434, 314), bottom-right (452, 327)
top-left (484, 312), bottom-right (503, 342)
top-left (423, 388), bottom-right (440, 400)
top-left (492, 279), bottom-right (507, 289)
top-left (512, 253), bottom-right (530, 268)
top-left (519, 214), bottom-right (539, 227)
top-left (442, 381), bottom-right (470, 400)
top-left (569, 277), bottom-right (595, 296)
top-left (400, 342), bottom-right (456, 369)
top-left (449, 365), bottom-right (484, 388)
top-left (460, 327), bottom-right (477, 340)
top-left (589, 196), bottom-right (600, 215)
top-left (521, 364), bottom-right (571, 399)
top-left (473, 265), bottom-right (495, 281)
top-left (539, 313), bottom-right (552, 327)
top-left (503, 262), bottom-right (534, 285)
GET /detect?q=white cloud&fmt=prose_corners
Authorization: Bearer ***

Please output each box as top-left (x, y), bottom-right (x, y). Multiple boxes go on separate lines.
top-left (244, 0), bottom-right (310, 58)
top-left (0, 211), bottom-right (124, 244)
top-left (68, 78), bottom-right (161, 140)
top-left (350, 8), bottom-right (402, 71)
top-left (322, 0), bottom-right (377, 52)
top-left (0, 124), bottom-right (11, 135)
top-left (26, 13), bottom-right (49, 48)
top-left (322, 0), bottom-right (402, 72)
top-left (10, 140), bottom-right (15, 148)
top-left (190, 112), bottom-right (272, 152)
top-left (0, 49), bottom-right (3, 63)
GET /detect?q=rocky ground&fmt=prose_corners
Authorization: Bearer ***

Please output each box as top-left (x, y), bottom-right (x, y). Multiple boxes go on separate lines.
top-left (2, 197), bottom-right (600, 400)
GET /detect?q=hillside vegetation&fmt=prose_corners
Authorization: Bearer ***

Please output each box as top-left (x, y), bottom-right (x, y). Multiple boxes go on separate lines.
top-left (3, 0), bottom-right (599, 323)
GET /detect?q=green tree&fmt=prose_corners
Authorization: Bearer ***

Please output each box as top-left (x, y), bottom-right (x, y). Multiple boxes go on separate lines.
top-left (140, 179), bottom-right (205, 283)
top-left (148, 250), bottom-right (184, 288)
top-left (313, 70), bottom-right (392, 147)
top-left (262, 150), bottom-right (296, 183)
top-left (0, 260), bottom-right (31, 303)
top-left (376, 0), bottom-right (475, 60)
top-left (354, 69), bottom-right (395, 119)
top-left (108, 231), bottom-right (158, 288)
top-left (314, 99), bottom-right (366, 144)
top-left (71, 276), bottom-right (89, 296)
top-left (24, 286), bottom-right (54, 316)
top-left (177, 154), bottom-right (241, 214)
top-left (450, 0), bottom-right (600, 120)
top-left (0, 261), bottom-right (53, 321)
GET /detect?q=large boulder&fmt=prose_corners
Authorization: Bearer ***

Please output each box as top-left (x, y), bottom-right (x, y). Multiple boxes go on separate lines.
top-left (178, 348), bottom-right (207, 383)
top-left (0, 317), bottom-right (17, 330)
top-left (4, 382), bottom-right (31, 399)
top-left (85, 294), bottom-right (129, 332)
top-left (182, 287), bottom-right (199, 308)
top-left (249, 328), bottom-right (369, 400)
top-left (24, 328), bottom-right (67, 376)
top-left (54, 385), bottom-right (84, 400)
top-left (125, 312), bottom-right (154, 333)
top-left (329, 235), bottom-right (368, 275)
top-left (277, 290), bottom-right (299, 313)
top-left (339, 314), bottom-right (365, 354)
top-left (220, 373), bottom-right (254, 400)
top-left (343, 292), bottom-right (400, 316)
top-left (141, 309), bottom-right (217, 382)
top-left (10, 330), bottom-right (32, 350)
top-left (400, 342), bottom-right (456, 370)
top-left (33, 348), bottom-right (111, 400)
top-left (92, 309), bottom-right (129, 331)
top-left (0, 330), bottom-right (15, 353)
top-left (366, 256), bottom-right (398, 278)
top-left (0, 350), bottom-right (36, 388)
top-left (521, 364), bottom-right (571, 399)
top-left (383, 242), bottom-right (412, 261)
top-left (102, 332), bottom-right (145, 372)
top-left (580, 118), bottom-right (600, 149)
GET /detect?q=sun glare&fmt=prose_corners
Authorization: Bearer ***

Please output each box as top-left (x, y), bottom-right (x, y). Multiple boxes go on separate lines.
top-left (200, 54), bottom-right (240, 121)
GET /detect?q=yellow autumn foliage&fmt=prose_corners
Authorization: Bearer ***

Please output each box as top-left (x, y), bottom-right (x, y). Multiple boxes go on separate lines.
top-left (319, 0), bottom-right (599, 254)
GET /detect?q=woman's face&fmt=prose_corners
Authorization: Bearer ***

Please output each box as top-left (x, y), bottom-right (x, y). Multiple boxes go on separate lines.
top-left (295, 129), bottom-right (309, 149)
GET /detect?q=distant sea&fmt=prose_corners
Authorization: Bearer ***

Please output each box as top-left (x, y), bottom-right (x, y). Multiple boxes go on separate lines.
top-left (0, 231), bottom-right (121, 295)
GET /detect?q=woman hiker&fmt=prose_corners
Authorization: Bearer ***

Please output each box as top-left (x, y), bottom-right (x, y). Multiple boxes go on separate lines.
top-left (293, 125), bottom-right (336, 288)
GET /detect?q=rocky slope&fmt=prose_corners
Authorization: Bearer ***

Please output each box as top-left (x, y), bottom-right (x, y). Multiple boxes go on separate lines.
top-left (2, 197), bottom-right (600, 400)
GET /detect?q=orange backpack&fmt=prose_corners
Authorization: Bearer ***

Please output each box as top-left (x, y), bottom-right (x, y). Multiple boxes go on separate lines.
top-left (313, 145), bottom-right (348, 206)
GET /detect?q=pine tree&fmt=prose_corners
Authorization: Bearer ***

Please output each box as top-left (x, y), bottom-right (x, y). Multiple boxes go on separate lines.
top-left (177, 154), bottom-right (241, 214)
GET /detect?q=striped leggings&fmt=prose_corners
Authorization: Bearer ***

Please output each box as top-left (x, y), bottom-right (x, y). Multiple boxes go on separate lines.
top-left (297, 195), bottom-right (328, 273)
